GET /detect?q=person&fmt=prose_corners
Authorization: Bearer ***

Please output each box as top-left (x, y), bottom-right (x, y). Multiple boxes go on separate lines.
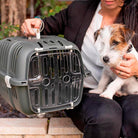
top-left (21, 0), bottom-right (138, 137)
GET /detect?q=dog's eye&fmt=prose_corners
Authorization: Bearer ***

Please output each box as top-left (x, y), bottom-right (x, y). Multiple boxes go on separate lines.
top-left (112, 40), bottom-right (120, 45)
top-left (127, 44), bottom-right (133, 53)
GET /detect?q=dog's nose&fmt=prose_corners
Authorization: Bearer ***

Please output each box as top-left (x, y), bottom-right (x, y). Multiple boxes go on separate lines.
top-left (103, 56), bottom-right (109, 63)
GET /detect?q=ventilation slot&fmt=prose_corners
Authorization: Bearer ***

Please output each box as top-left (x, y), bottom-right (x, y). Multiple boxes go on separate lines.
top-left (42, 56), bottom-right (48, 76)
top-left (49, 40), bottom-right (54, 43)
top-left (72, 80), bottom-right (79, 100)
top-left (42, 89), bottom-right (48, 106)
top-left (57, 55), bottom-right (61, 78)
top-left (7, 39), bottom-right (11, 41)
top-left (50, 56), bottom-right (55, 78)
top-left (65, 85), bottom-right (70, 102)
top-left (57, 40), bottom-right (64, 46)
top-left (37, 42), bottom-right (43, 48)
top-left (51, 84), bottom-right (55, 105)
top-left (29, 56), bottom-right (39, 78)
top-left (30, 88), bottom-right (40, 108)
top-left (43, 41), bottom-right (48, 44)
top-left (59, 53), bottom-right (68, 76)
top-left (49, 47), bottom-right (57, 49)
top-left (71, 53), bottom-right (80, 73)
top-left (58, 83), bottom-right (62, 104)
top-left (64, 54), bottom-right (69, 73)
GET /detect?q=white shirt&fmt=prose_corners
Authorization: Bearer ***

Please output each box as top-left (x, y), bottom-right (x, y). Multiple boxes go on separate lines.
top-left (81, 3), bottom-right (104, 88)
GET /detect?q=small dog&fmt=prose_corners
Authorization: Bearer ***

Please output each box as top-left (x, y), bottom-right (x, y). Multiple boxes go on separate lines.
top-left (89, 24), bottom-right (138, 99)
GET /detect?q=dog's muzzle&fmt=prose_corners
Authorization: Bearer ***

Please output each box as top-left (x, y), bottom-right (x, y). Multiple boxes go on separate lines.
top-left (103, 56), bottom-right (110, 63)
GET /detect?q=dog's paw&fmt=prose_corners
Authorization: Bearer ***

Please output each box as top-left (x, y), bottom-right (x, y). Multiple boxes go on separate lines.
top-left (100, 92), bottom-right (113, 99)
top-left (89, 89), bottom-right (103, 94)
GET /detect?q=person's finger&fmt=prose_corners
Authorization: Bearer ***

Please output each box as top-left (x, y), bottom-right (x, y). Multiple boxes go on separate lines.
top-left (123, 53), bottom-right (135, 60)
top-left (120, 54), bottom-right (136, 67)
top-left (32, 19), bottom-right (42, 29)
top-left (120, 60), bottom-right (134, 67)
top-left (111, 67), bottom-right (131, 78)
top-left (114, 65), bottom-right (131, 75)
top-left (24, 19), bottom-right (36, 36)
top-left (21, 23), bottom-right (28, 36)
top-left (115, 70), bottom-right (130, 78)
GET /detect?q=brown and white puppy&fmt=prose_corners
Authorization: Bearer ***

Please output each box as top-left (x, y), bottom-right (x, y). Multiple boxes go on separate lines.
top-left (89, 24), bottom-right (138, 99)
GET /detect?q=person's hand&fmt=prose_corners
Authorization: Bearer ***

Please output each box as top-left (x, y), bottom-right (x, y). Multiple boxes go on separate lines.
top-left (111, 53), bottom-right (138, 79)
top-left (21, 18), bottom-right (42, 37)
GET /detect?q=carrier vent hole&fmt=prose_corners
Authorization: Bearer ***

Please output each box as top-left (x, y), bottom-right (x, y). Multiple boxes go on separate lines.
top-left (37, 42), bottom-right (43, 48)
top-left (43, 41), bottom-right (48, 44)
top-left (57, 40), bottom-right (64, 46)
top-left (29, 57), bottom-right (39, 78)
top-left (49, 47), bottom-right (57, 49)
top-left (7, 39), bottom-right (11, 41)
top-left (50, 40), bottom-right (54, 43)
top-left (42, 78), bottom-right (50, 86)
top-left (21, 82), bottom-right (27, 84)
top-left (63, 75), bottom-right (70, 83)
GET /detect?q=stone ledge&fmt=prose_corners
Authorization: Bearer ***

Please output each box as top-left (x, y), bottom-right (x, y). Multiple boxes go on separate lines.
top-left (0, 118), bottom-right (83, 138)
top-left (0, 118), bottom-right (47, 135)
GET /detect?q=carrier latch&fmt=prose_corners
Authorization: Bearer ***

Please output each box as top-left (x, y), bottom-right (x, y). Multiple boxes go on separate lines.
top-left (5, 75), bottom-right (12, 88)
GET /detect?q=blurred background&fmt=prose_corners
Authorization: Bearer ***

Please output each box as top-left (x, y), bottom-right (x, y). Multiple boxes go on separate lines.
top-left (0, 0), bottom-right (72, 40)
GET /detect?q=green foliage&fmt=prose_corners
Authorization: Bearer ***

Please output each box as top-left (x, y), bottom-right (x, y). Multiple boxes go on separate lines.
top-left (0, 23), bottom-right (20, 40)
top-left (35, 0), bottom-right (67, 18)
top-left (48, 4), bottom-right (67, 17)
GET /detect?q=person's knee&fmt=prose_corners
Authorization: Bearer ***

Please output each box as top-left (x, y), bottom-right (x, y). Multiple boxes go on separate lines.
top-left (87, 111), bottom-right (121, 129)
top-left (85, 100), bottom-right (122, 129)
top-left (121, 95), bottom-right (138, 133)
top-left (124, 112), bottom-right (138, 130)
top-left (122, 110), bottom-right (138, 137)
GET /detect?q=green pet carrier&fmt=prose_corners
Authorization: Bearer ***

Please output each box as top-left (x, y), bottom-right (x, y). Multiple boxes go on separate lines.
top-left (0, 36), bottom-right (85, 115)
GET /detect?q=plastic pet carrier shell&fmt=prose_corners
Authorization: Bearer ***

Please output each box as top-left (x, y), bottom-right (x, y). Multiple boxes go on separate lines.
top-left (0, 35), bottom-right (85, 115)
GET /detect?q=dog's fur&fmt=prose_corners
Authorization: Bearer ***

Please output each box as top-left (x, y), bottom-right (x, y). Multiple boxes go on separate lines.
top-left (89, 24), bottom-right (138, 99)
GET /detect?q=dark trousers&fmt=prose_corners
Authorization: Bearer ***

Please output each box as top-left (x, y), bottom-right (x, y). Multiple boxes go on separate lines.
top-left (65, 88), bottom-right (138, 138)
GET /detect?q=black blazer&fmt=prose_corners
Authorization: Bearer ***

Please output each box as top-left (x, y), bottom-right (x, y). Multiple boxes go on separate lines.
top-left (42, 0), bottom-right (138, 51)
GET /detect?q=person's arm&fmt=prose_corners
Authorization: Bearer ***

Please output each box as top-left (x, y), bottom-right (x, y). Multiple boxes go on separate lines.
top-left (21, 5), bottom-right (70, 37)
top-left (41, 8), bottom-right (68, 35)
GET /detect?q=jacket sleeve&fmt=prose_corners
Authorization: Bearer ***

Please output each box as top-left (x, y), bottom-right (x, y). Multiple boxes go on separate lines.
top-left (41, 7), bottom-right (68, 35)
top-left (41, 0), bottom-right (90, 36)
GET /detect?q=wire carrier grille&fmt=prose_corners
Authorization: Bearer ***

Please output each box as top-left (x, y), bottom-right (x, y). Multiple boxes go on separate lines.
top-left (0, 36), bottom-right (84, 115)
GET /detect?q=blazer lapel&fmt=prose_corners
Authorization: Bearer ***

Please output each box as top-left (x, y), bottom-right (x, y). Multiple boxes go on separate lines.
top-left (75, 1), bottom-right (99, 50)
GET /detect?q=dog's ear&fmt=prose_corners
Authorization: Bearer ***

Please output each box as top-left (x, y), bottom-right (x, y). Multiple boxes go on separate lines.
top-left (123, 27), bottom-right (135, 42)
top-left (94, 29), bottom-right (100, 42)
